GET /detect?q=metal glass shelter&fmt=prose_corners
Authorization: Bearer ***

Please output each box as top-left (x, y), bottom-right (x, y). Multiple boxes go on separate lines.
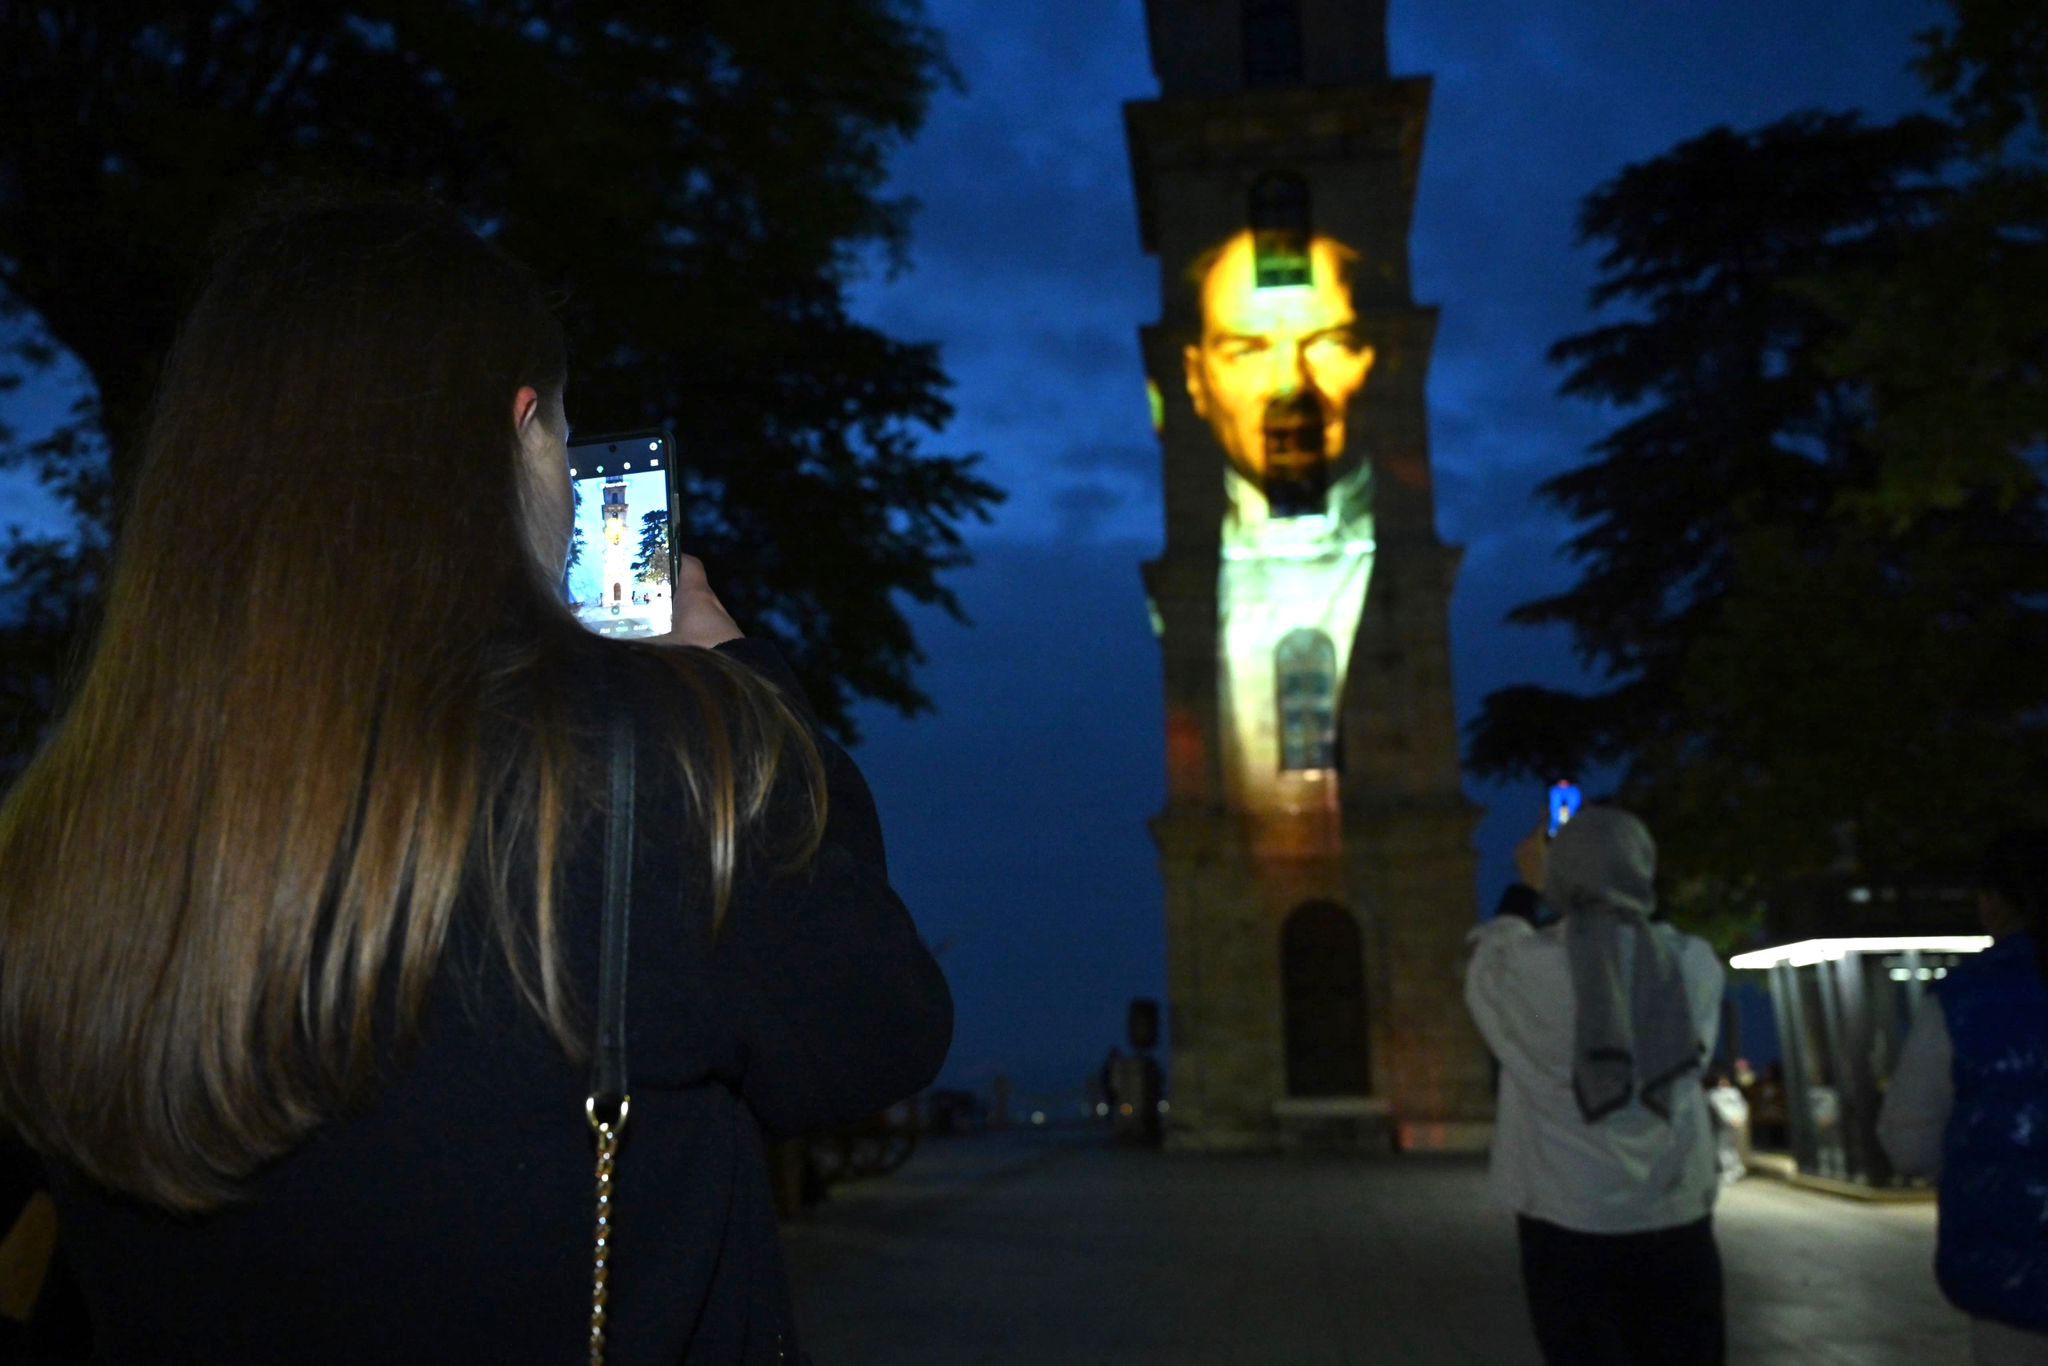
top-left (1728, 936), bottom-right (1991, 1187)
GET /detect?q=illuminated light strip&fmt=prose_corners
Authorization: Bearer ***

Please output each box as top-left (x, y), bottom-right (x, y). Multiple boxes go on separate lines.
top-left (1221, 538), bottom-right (1375, 562)
top-left (1729, 935), bottom-right (1994, 971)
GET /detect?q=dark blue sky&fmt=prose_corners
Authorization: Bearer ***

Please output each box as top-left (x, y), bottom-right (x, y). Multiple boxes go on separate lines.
top-left (0, 0), bottom-right (1944, 1106)
top-left (835, 0), bottom-right (1940, 1103)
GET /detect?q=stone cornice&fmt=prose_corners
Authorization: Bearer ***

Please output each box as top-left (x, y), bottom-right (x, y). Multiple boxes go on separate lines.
top-left (1124, 77), bottom-right (1432, 255)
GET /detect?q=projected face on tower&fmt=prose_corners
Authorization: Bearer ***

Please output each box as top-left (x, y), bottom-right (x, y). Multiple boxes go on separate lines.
top-left (1183, 230), bottom-right (1374, 517)
top-left (1169, 225), bottom-right (1380, 805)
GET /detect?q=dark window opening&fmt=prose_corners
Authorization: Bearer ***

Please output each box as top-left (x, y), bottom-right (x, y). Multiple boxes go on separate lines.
top-left (1249, 173), bottom-right (1312, 289)
top-left (1282, 901), bottom-right (1371, 1096)
top-left (1276, 628), bottom-right (1338, 771)
top-left (1243, 0), bottom-right (1304, 88)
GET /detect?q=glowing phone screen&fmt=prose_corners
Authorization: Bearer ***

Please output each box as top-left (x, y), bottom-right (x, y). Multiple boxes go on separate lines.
top-left (1547, 780), bottom-right (1583, 838)
top-left (564, 431), bottom-right (676, 641)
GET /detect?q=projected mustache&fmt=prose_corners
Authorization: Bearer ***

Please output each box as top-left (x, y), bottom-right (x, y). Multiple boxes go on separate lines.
top-left (1262, 392), bottom-right (1330, 518)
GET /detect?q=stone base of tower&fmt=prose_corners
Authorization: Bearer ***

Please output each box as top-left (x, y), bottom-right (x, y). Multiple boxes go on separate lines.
top-left (1161, 1126), bottom-right (1275, 1155)
top-left (1391, 1119), bottom-right (1494, 1153)
top-left (1271, 1096), bottom-right (1396, 1152)
top-left (1153, 802), bottom-right (1494, 1155)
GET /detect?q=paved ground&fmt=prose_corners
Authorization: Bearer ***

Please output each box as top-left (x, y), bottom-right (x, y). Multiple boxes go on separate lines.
top-left (784, 1128), bottom-right (1967, 1365)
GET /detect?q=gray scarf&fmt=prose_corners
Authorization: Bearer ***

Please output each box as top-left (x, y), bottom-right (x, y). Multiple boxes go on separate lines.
top-left (1549, 807), bottom-right (1702, 1123)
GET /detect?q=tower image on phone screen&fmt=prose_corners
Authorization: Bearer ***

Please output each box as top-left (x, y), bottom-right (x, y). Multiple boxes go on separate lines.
top-left (564, 440), bottom-right (674, 640)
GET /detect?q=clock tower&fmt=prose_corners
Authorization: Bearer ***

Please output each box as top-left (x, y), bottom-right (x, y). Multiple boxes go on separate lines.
top-left (1127, 0), bottom-right (1490, 1149)
top-left (600, 478), bottom-right (632, 613)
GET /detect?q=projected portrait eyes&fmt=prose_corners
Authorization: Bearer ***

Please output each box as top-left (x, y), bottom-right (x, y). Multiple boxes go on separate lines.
top-left (1181, 229), bottom-right (1374, 517)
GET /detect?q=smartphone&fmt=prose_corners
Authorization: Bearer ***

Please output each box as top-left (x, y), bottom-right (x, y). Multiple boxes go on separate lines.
top-left (1547, 780), bottom-right (1583, 839)
top-left (562, 429), bottom-right (678, 641)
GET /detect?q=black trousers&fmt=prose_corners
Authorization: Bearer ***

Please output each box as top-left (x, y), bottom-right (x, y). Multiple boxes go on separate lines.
top-left (1516, 1213), bottom-right (1725, 1366)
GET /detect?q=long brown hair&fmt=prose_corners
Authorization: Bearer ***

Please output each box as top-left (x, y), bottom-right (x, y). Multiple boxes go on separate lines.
top-left (0, 197), bottom-right (821, 1212)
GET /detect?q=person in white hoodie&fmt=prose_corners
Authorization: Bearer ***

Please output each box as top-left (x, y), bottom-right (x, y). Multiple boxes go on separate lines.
top-left (1465, 806), bottom-right (1727, 1366)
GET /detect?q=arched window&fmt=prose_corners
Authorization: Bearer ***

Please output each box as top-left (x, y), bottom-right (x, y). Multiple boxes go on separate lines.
top-left (1282, 901), bottom-right (1371, 1096)
top-left (1242, 0), bottom-right (1304, 88)
top-left (1275, 628), bottom-right (1338, 772)
top-left (1248, 172), bottom-right (1311, 290)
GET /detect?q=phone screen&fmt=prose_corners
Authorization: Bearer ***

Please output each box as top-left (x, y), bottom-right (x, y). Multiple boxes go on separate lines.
top-left (563, 430), bottom-right (677, 641)
top-left (1547, 780), bottom-right (1583, 838)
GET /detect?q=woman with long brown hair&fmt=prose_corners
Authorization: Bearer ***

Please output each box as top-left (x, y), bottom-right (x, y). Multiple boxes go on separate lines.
top-left (0, 196), bottom-right (952, 1363)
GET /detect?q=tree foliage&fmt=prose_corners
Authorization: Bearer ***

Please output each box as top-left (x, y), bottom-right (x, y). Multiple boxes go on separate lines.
top-left (633, 508), bottom-right (670, 585)
top-left (1468, 4), bottom-right (2048, 931)
top-left (1916, 0), bottom-right (2048, 152)
top-left (564, 482), bottom-right (585, 575)
top-left (0, 0), bottom-right (1000, 760)
top-left (1813, 2), bottom-right (2048, 527)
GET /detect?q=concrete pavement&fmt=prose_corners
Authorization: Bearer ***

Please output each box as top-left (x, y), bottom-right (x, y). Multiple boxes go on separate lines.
top-left (784, 1128), bottom-right (1966, 1365)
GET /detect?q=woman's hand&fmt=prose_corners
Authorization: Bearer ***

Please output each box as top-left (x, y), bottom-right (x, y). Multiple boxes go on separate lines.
top-left (657, 554), bottom-right (743, 649)
top-left (1513, 826), bottom-right (1548, 895)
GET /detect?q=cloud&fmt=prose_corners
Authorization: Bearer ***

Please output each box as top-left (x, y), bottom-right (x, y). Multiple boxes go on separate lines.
top-left (1051, 481), bottom-right (1125, 541)
top-left (1057, 439), bottom-right (1157, 481)
top-left (1025, 323), bottom-right (1138, 379)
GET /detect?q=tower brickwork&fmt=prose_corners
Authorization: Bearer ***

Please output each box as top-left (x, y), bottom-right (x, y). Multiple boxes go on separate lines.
top-left (600, 479), bottom-right (632, 610)
top-left (1127, 0), bottom-right (1491, 1149)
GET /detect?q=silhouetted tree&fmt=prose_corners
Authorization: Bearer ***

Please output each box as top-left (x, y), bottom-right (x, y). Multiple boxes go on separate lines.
top-left (1468, 33), bottom-right (2048, 931)
top-left (1808, 0), bottom-right (2048, 527)
top-left (0, 1), bottom-right (1000, 766)
top-left (632, 509), bottom-right (670, 586)
top-left (561, 482), bottom-right (586, 603)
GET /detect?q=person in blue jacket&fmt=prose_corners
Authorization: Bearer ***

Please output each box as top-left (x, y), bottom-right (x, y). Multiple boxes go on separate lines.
top-left (1879, 828), bottom-right (2048, 1366)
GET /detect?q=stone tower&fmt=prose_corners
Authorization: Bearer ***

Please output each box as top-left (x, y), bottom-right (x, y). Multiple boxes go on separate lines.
top-left (1126, 0), bottom-right (1490, 1150)
top-left (600, 477), bottom-right (633, 612)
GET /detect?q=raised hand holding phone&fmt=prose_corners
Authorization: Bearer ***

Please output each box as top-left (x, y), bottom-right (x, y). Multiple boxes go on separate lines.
top-left (1514, 826), bottom-right (1549, 895)
top-left (1547, 780), bottom-right (1582, 838)
top-left (658, 554), bottom-right (743, 649)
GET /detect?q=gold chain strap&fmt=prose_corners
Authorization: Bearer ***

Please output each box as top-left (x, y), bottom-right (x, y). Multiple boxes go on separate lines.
top-left (586, 1095), bottom-right (631, 1366)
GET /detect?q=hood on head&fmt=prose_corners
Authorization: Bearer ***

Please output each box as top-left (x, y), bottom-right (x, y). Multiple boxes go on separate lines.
top-left (1548, 805), bottom-right (1657, 920)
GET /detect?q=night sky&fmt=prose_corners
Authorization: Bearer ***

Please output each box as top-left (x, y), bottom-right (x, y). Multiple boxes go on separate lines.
top-left (834, 0), bottom-right (1938, 1105)
top-left (0, 1), bottom-right (1943, 1106)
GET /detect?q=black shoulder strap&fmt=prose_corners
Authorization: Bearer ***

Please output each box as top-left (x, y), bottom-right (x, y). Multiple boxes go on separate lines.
top-left (592, 712), bottom-right (634, 1116)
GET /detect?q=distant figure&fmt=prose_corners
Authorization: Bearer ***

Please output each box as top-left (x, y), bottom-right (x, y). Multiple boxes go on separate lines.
top-left (1108, 1051), bottom-right (1163, 1147)
top-left (1747, 1062), bottom-right (1789, 1151)
top-left (1702, 1070), bottom-right (1749, 1186)
top-left (1100, 1048), bottom-right (1124, 1116)
top-left (1805, 1083), bottom-right (1846, 1178)
top-left (1084, 1071), bottom-right (1107, 1123)
top-left (1879, 828), bottom-right (2048, 1364)
top-left (1465, 808), bottom-right (1726, 1366)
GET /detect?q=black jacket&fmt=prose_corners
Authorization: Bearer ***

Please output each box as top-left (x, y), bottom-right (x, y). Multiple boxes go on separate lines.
top-left (45, 639), bottom-right (952, 1363)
